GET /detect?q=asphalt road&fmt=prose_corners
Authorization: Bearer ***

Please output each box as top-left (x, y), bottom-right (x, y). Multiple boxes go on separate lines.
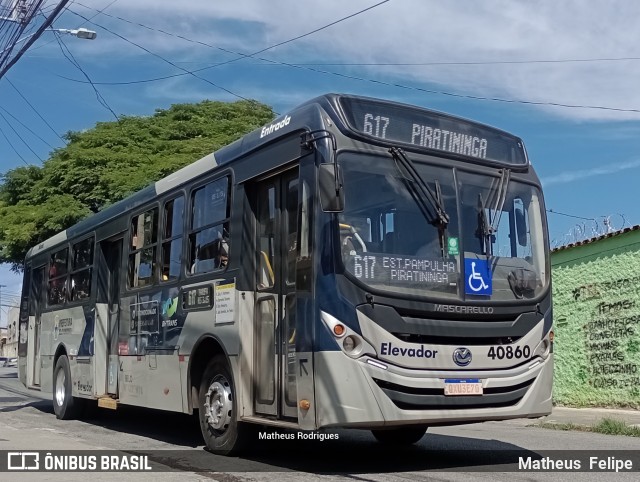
top-left (0, 366), bottom-right (638, 481)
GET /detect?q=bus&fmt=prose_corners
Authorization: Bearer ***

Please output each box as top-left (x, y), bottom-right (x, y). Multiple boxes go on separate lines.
top-left (18, 93), bottom-right (553, 454)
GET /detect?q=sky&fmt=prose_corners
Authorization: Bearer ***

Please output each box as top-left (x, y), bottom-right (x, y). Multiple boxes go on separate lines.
top-left (2, 0), bottom-right (640, 323)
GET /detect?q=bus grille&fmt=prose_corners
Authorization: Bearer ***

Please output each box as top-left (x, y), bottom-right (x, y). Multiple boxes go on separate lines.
top-left (373, 378), bottom-right (535, 410)
top-left (391, 332), bottom-right (522, 346)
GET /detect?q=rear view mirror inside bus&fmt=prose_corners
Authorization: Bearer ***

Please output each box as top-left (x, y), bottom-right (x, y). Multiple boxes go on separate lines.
top-left (319, 163), bottom-right (345, 212)
top-left (515, 205), bottom-right (528, 246)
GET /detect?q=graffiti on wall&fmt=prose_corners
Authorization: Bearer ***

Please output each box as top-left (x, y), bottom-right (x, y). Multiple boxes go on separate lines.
top-left (584, 299), bottom-right (639, 390)
top-left (555, 270), bottom-right (640, 405)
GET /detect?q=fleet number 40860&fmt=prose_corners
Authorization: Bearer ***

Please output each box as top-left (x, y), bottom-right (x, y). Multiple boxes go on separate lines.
top-left (487, 345), bottom-right (530, 360)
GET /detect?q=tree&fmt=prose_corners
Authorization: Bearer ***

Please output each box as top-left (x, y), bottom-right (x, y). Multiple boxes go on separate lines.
top-left (0, 99), bottom-right (275, 270)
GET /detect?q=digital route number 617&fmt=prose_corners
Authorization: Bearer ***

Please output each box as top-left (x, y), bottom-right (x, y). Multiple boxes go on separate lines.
top-left (487, 345), bottom-right (531, 360)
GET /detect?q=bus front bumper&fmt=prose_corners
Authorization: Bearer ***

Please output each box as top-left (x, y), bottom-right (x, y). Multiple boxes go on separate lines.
top-left (313, 351), bottom-right (553, 429)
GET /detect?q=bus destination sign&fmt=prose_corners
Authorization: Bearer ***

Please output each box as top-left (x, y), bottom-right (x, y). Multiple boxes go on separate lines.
top-left (340, 97), bottom-right (527, 165)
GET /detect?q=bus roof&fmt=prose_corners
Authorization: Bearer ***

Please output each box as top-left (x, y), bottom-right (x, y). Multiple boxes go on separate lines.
top-left (26, 93), bottom-right (526, 259)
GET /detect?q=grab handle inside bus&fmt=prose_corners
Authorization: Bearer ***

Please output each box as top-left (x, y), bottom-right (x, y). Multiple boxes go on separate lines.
top-left (319, 163), bottom-right (344, 212)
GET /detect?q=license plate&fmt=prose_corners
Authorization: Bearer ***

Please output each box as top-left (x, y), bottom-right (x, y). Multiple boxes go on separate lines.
top-left (444, 379), bottom-right (483, 396)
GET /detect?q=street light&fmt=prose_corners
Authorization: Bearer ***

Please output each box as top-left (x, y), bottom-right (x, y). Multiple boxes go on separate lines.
top-left (55, 28), bottom-right (98, 40)
top-left (0, 27), bottom-right (97, 55)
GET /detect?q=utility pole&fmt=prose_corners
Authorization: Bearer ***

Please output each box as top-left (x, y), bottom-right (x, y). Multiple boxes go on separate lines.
top-left (0, 285), bottom-right (6, 328)
top-left (0, 1), bottom-right (72, 80)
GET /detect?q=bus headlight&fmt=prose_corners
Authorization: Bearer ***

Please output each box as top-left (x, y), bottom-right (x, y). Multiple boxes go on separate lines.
top-left (320, 310), bottom-right (375, 359)
top-left (343, 335), bottom-right (357, 353)
top-left (533, 329), bottom-right (552, 360)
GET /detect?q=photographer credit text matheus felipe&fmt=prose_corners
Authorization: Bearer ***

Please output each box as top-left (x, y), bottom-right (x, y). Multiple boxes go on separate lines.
top-left (519, 456), bottom-right (635, 472)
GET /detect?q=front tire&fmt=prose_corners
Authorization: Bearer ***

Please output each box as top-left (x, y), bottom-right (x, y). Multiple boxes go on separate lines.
top-left (371, 425), bottom-right (428, 445)
top-left (198, 355), bottom-right (249, 455)
top-left (52, 355), bottom-right (84, 420)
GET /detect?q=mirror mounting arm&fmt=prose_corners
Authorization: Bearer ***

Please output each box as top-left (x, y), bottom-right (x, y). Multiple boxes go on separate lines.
top-left (305, 130), bottom-right (344, 213)
top-left (301, 129), bottom-right (337, 152)
top-left (301, 129), bottom-right (339, 188)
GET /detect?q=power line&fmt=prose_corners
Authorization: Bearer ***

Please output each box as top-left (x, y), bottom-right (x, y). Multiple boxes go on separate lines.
top-left (61, 6), bottom-right (640, 115)
top-left (73, 0), bottom-right (391, 67)
top-left (50, 27), bottom-right (183, 175)
top-left (0, 104), bottom-right (56, 148)
top-left (245, 0), bottom-right (392, 55)
top-left (29, 0), bottom-right (120, 53)
top-left (0, 1), bottom-right (119, 155)
top-left (0, 122), bottom-right (29, 165)
top-left (67, 10), bottom-right (266, 104)
top-left (0, 108), bottom-right (44, 161)
top-left (64, 0), bottom-right (393, 103)
top-left (0, 1), bottom-right (71, 81)
top-left (547, 209), bottom-right (595, 221)
top-left (0, 0), bottom-right (118, 162)
top-left (0, 1), bottom-right (48, 72)
top-left (239, 57), bottom-right (640, 67)
top-left (53, 29), bottom-right (119, 120)
top-left (5, 77), bottom-right (65, 141)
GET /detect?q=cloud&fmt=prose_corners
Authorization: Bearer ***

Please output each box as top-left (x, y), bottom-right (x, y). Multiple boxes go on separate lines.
top-left (68, 0), bottom-right (640, 121)
top-left (542, 158), bottom-right (640, 186)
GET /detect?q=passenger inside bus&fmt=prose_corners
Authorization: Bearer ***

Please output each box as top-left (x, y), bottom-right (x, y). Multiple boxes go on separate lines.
top-left (216, 238), bottom-right (229, 269)
top-left (48, 256), bottom-right (67, 304)
top-left (191, 237), bottom-right (229, 274)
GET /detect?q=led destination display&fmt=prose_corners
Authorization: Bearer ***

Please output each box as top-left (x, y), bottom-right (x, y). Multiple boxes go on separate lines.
top-left (348, 253), bottom-right (457, 287)
top-left (340, 97), bottom-right (527, 165)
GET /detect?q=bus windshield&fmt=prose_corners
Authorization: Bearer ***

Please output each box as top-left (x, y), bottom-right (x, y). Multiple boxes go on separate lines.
top-left (338, 152), bottom-right (548, 301)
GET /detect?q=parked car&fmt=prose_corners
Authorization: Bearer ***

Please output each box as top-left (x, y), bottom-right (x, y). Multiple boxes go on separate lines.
top-left (1, 357), bottom-right (17, 368)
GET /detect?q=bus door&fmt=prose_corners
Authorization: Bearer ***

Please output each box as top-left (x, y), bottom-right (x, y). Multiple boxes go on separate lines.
top-left (254, 167), bottom-right (299, 419)
top-left (27, 265), bottom-right (44, 387)
top-left (97, 237), bottom-right (123, 396)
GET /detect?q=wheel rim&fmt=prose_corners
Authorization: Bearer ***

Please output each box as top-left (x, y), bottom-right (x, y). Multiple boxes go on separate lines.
top-left (55, 368), bottom-right (66, 407)
top-left (204, 375), bottom-right (232, 433)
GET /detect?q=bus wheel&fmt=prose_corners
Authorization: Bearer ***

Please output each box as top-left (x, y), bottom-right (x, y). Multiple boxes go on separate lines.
top-left (198, 356), bottom-right (246, 455)
top-left (371, 425), bottom-right (428, 445)
top-left (52, 355), bottom-right (84, 420)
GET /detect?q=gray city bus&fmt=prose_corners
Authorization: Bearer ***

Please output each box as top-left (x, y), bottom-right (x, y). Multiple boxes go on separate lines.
top-left (18, 94), bottom-right (553, 454)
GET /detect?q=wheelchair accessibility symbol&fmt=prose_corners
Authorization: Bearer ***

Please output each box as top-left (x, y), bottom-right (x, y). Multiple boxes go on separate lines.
top-left (464, 258), bottom-right (492, 295)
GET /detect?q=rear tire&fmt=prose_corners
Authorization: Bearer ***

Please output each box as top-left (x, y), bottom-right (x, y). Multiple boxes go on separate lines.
top-left (52, 355), bottom-right (84, 420)
top-left (371, 425), bottom-right (428, 445)
top-left (198, 355), bottom-right (250, 455)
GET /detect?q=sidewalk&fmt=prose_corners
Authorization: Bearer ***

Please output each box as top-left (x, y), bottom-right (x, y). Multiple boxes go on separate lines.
top-left (536, 406), bottom-right (640, 428)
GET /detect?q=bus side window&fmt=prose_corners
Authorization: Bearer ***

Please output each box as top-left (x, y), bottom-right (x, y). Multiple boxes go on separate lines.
top-left (161, 196), bottom-right (184, 282)
top-left (48, 248), bottom-right (68, 305)
top-left (188, 177), bottom-right (230, 275)
top-left (128, 208), bottom-right (158, 288)
top-left (70, 237), bottom-right (94, 301)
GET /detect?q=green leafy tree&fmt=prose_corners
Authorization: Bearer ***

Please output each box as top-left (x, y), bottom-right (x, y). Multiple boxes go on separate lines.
top-left (0, 99), bottom-right (275, 270)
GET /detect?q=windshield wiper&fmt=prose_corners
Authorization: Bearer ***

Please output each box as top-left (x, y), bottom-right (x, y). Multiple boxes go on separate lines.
top-left (388, 147), bottom-right (449, 255)
top-left (477, 168), bottom-right (511, 256)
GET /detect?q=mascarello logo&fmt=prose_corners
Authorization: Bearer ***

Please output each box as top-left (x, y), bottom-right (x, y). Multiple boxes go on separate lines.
top-left (162, 297), bottom-right (178, 317)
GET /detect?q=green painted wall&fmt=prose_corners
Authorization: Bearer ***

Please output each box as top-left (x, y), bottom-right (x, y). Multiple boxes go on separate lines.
top-left (551, 229), bottom-right (640, 408)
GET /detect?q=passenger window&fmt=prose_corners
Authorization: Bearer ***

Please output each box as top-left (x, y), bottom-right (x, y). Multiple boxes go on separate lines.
top-left (191, 178), bottom-right (229, 229)
top-left (161, 197), bottom-right (184, 282)
top-left (189, 178), bottom-right (230, 275)
top-left (48, 248), bottom-right (68, 305)
top-left (128, 208), bottom-right (158, 288)
top-left (70, 238), bottom-right (94, 301)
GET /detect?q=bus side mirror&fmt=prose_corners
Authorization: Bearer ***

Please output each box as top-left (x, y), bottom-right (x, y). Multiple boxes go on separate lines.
top-left (515, 206), bottom-right (527, 246)
top-left (319, 163), bottom-right (344, 212)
